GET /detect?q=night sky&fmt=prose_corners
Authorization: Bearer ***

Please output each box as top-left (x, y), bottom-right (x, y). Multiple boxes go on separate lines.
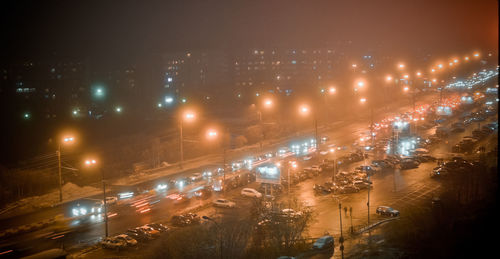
top-left (1, 0), bottom-right (498, 59)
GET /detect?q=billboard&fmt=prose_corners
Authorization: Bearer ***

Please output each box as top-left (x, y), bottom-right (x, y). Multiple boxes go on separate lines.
top-left (255, 163), bottom-right (281, 184)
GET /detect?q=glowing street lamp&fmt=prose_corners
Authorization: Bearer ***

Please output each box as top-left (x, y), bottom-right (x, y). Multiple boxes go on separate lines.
top-left (473, 52), bottom-right (480, 58)
top-left (57, 135), bottom-right (75, 202)
top-left (328, 87), bottom-right (336, 95)
top-left (386, 75), bottom-right (393, 82)
top-left (416, 72), bottom-right (422, 77)
top-left (398, 63), bottom-right (405, 70)
top-left (437, 64), bottom-right (443, 69)
top-left (403, 74), bottom-right (409, 79)
top-left (464, 56), bottom-right (470, 61)
top-left (360, 97), bottom-right (367, 103)
top-left (299, 105), bottom-right (310, 115)
top-left (179, 110), bottom-right (196, 168)
top-left (263, 98), bottom-right (273, 108)
top-left (206, 129), bottom-right (218, 140)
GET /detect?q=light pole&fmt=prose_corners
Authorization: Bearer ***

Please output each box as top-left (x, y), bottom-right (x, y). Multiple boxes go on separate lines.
top-left (299, 104), bottom-right (319, 154)
top-left (338, 202), bottom-right (345, 259)
top-left (257, 98), bottom-right (273, 150)
top-left (206, 128), bottom-right (228, 194)
top-left (202, 216), bottom-right (223, 259)
top-left (85, 158), bottom-right (108, 237)
top-left (179, 111), bottom-right (196, 169)
top-left (57, 136), bottom-right (75, 202)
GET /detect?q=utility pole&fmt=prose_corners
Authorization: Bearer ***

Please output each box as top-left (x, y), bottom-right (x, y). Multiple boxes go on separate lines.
top-left (179, 118), bottom-right (184, 169)
top-left (339, 202), bottom-right (345, 259)
top-left (101, 167), bottom-right (108, 237)
top-left (57, 144), bottom-right (63, 203)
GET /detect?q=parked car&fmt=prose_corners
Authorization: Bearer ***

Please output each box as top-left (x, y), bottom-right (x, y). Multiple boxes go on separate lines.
top-left (376, 206), bottom-right (400, 217)
top-left (114, 234), bottom-right (138, 246)
top-left (126, 228), bottom-right (154, 241)
top-left (138, 225), bottom-right (160, 238)
top-left (400, 159), bottom-right (419, 170)
top-left (171, 213), bottom-right (200, 227)
top-left (101, 237), bottom-right (127, 250)
top-left (430, 167), bottom-right (449, 177)
top-left (241, 188), bottom-right (262, 198)
top-left (213, 199), bottom-right (236, 208)
top-left (313, 184), bottom-right (331, 195)
top-left (312, 235), bottom-right (334, 250)
top-left (337, 185), bottom-right (360, 194)
top-left (146, 223), bottom-right (169, 233)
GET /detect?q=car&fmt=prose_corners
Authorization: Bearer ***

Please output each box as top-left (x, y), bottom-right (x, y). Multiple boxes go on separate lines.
top-left (171, 213), bottom-right (200, 227)
top-left (430, 167), bottom-right (449, 177)
top-left (311, 165), bottom-right (322, 173)
top-left (126, 228), bottom-right (153, 241)
top-left (114, 234), bottom-right (138, 246)
top-left (105, 196), bottom-right (118, 205)
top-left (281, 208), bottom-right (303, 218)
top-left (146, 223), bottom-right (169, 233)
top-left (337, 185), bottom-right (360, 194)
top-left (194, 188), bottom-right (212, 199)
top-left (212, 199), bottom-right (236, 208)
top-left (189, 173), bottom-right (203, 182)
top-left (400, 159), bottom-right (419, 170)
top-left (353, 180), bottom-right (372, 189)
top-left (138, 225), bottom-right (160, 238)
top-left (241, 188), bottom-right (262, 198)
top-left (313, 184), bottom-right (331, 195)
top-left (312, 235), bottom-right (334, 250)
top-left (376, 206), bottom-right (400, 217)
top-left (166, 193), bottom-right (190, 205)
top-left (91, 201), bottom-right (103, 214)
top-left (101, 237), bottom-right (127, 250)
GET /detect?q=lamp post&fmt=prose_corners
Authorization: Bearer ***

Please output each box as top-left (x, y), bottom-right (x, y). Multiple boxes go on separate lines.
top-left (299, 104), bottom-right (319, 154)
top-left (57, 136), bottom-right (75, 202)
top-left (85, 158), bottom-right (108, 237)
top-left (338, 202), bottom-right (345, 259)
top-left (179, 111), bottom-right (196, 169)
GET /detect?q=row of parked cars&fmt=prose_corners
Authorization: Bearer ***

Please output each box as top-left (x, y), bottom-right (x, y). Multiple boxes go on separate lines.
top-left (100, 223), bottom-right (169, 250)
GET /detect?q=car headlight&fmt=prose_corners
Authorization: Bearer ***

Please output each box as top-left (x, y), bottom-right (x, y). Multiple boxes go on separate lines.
top-left (80, 208), bottom-right (87, 215)
top-left (72, 208), bottom-right (79, 216)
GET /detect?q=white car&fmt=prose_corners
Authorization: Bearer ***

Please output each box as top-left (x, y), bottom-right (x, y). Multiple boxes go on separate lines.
top-left (190, 173), bottom-right (202, 181)
top-left (212, 199), bottom-right (236, 208)
top-left (105, 197), bottom-right (118, 205)
top-left (114, 234), bottom-right (138, 246)
top-left (311, 165), bottom-right (322, 172)
top-left (241, 188), bottom-right (262, 198)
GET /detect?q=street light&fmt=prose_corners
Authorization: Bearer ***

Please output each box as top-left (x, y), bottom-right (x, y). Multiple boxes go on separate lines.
top-left (85, 158), bottom-right (108, 238)
top-left (57, 136), bottom-right (75, 202)
top-left (298, 104), bottom-right (318, 154)
top-left (179, 110), bottom-right (196, 169)
top-left (398, 63), bottom-right (405, 70)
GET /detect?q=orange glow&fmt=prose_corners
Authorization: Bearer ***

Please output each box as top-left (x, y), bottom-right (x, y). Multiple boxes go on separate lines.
top-left (398, 63), bottom-right (405, 69)
top-left (328, 87), bottom-right (336, 94)
top-left (416, 72), bottom-right (422, 77)
top-left (263, 98), bottom-right (273, 108)
top-left (206, 129), bottom-right (218, 140)
top-left (360, 98), bottom-right (367, 103)
top-left (85, 159), bottom-right (97, 166)
top-left (386, 75), bottom-right (392, 82)
top-left (403, 74), bottom-right (409, 79)
top-left (299, 105), bottom-right (310, 115)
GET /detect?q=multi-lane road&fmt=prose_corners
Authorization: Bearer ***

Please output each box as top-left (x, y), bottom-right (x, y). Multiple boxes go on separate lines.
top-left (0, 71), bottom-right (497, 258)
